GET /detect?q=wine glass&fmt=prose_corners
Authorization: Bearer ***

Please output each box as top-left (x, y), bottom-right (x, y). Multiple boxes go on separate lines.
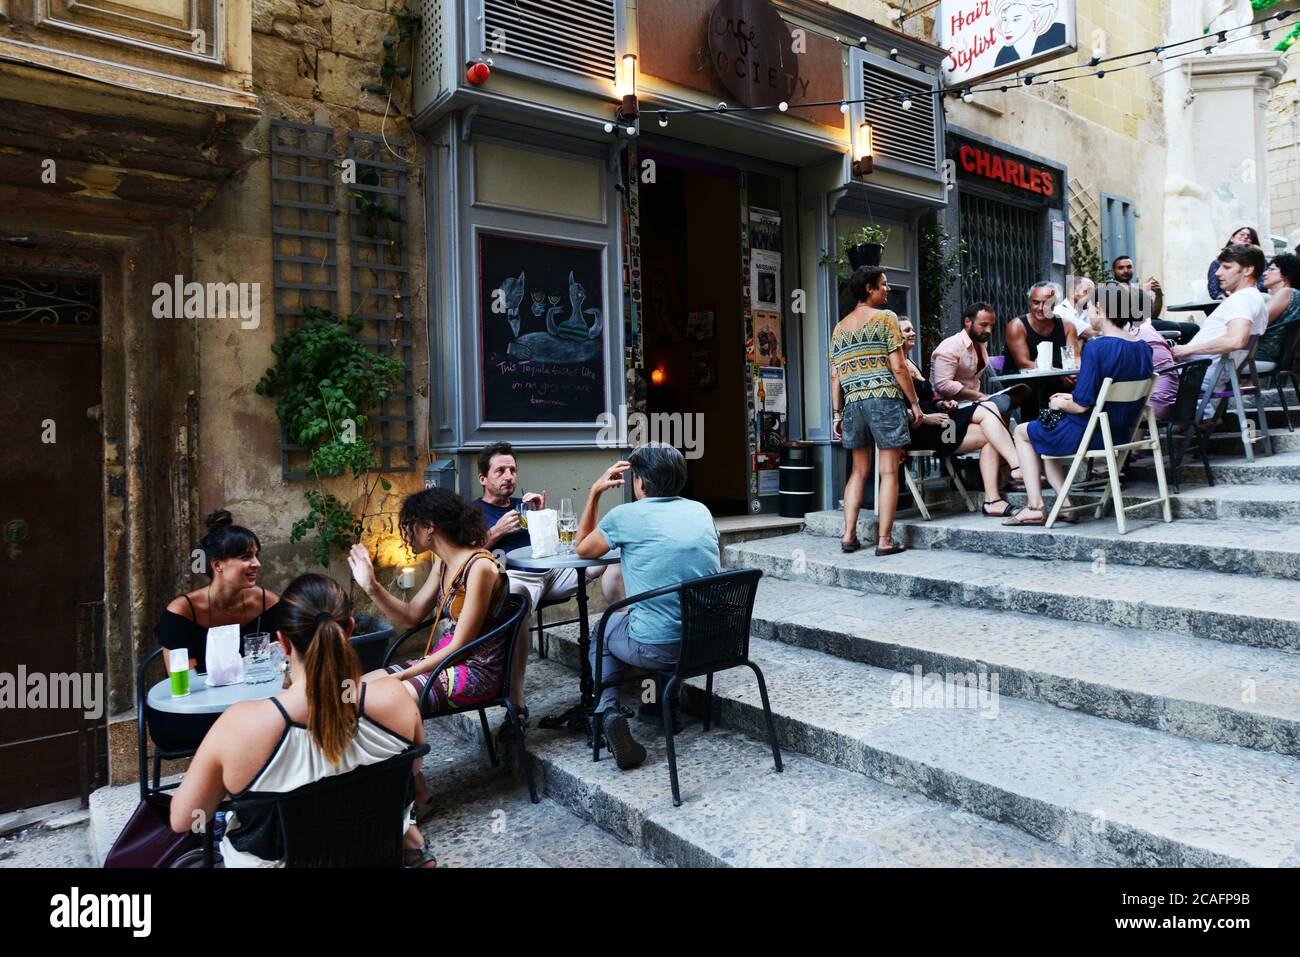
top-left (557, 498), bottom-right (576, 553)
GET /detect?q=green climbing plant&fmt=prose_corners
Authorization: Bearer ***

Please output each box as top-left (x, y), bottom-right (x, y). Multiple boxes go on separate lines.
top-left (256, 306), bottom-right (404, 566)
top-left (1069, 217), bottom-right (1109, 287)
top-left (818, 224), bottom-right (894, 280)
top-left (365, 7), bottom-right (422, 96)
top-left (918, 220), bottom-right (978, 358)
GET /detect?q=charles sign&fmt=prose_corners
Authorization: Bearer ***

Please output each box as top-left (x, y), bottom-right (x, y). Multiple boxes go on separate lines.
top-left (952, 137), bottom-right (1058, 201)
top-left (707, 0), bottom-right (806, 108)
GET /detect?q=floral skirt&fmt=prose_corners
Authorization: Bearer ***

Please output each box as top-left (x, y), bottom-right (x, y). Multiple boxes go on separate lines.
top-left (387, 631), bottom-right (503, 715)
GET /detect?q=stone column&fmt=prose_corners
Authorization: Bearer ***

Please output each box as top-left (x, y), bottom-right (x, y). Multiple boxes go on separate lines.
top-left (1164, 50), bottom-right (1286, 301)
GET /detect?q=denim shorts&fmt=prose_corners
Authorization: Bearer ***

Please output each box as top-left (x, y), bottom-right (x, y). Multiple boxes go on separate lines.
top-left (843, 397), bottom-right (910, 450)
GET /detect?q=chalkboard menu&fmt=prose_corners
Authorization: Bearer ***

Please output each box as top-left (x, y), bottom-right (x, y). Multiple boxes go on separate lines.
top-left (478, 233), bottom-right (607, 423)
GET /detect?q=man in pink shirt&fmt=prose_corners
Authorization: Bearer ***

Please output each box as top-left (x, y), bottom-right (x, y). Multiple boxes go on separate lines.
top-left (930, 302), bottom-right (1026, 419)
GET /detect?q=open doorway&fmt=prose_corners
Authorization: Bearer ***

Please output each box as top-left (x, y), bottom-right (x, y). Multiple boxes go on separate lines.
top-left (638, 149), bottom-right (748, 515)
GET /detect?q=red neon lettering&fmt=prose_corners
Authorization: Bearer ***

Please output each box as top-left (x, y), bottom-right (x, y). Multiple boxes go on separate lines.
top-left (960, 145), bottom-right (976, 173)
top-left (975, 149), bottom-right (992, 178)
top-left (990, 156), bottom-right (1004, 181)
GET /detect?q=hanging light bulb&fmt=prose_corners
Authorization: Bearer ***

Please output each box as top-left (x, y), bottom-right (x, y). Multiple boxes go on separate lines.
top-left (840, 100), bottom-right (849, 114)
top-left (658, 112), bottom-right (667, 128)
top-left (1155, 46), bottom-right (1167, 61)
top-left (778, 101), bottom-right (789, 112)
top-left (900, 94), bottom-right (912, 111)
top-left (602, 122), bottom-right (614, 133)
top-left (962, 88), bottom-right (974, 103)
top-left (1047, 78), bottom-right (1056, 90)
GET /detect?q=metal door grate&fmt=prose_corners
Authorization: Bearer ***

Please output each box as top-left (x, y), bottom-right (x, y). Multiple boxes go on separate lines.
top-left (959, 192), bottom-right (1043, 356)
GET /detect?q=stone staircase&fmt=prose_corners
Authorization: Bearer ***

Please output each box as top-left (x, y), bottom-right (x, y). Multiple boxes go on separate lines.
top-left (451, 411), bottom-right (1300, 868)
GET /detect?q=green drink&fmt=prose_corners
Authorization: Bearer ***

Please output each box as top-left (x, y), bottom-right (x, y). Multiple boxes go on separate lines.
top-left (169, 648), bottom-right (190, 697)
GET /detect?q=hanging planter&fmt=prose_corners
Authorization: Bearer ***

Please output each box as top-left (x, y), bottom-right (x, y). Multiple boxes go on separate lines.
top-left (847, 241), bottom-right (884, 269)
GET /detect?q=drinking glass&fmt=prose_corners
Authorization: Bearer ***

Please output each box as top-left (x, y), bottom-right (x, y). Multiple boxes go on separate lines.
top-left (243, 632), bottom-right (273, 684)
top-left (516, 500), bottom-right (530, 530)
top-left (557, 498), bottom-right (576, 554)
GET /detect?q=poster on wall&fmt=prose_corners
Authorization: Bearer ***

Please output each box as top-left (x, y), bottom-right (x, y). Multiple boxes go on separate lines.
top-left (748, 310), bottom-right (784, 367)
top-left (478, 232), bottom-right (606, 424)
top-left (936, 0), bottom-right (1077, 86)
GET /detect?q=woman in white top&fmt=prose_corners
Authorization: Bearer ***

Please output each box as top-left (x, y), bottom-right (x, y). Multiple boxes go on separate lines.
top-left (170, 573), bottom-right (436, 868)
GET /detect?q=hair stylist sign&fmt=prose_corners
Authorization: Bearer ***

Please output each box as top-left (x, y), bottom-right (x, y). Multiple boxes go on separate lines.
top-left (937, 0), bottom-right (1077, 86)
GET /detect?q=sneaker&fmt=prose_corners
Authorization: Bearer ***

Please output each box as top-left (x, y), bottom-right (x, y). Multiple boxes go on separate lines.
top-left (601, 713), bottom-right (646, 771)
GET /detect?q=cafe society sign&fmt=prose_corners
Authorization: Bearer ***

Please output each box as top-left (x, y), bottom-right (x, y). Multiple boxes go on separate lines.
top-left (636, 0), bottom-right (841, 125)
top-left (707, 0), bottom-right (806, 107)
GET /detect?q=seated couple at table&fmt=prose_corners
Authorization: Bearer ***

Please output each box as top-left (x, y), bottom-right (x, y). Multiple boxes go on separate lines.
top-left (170, 572), bottom-right (436, 868)
top-left (1004, 283), bottom-right (1155, 526)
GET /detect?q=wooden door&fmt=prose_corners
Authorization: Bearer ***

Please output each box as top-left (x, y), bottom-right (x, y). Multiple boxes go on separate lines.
top-left (0, 274), bottom-right (105, 811)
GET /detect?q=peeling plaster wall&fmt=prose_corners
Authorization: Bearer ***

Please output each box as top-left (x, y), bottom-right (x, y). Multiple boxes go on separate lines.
top-left (192, 0), bottom-right (430, 592)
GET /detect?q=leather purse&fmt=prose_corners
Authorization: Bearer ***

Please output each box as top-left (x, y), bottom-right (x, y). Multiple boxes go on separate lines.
top-left (1037, 408), bottom-right (1067, 431)
top-left (104, 791), bottom-right (201, 868)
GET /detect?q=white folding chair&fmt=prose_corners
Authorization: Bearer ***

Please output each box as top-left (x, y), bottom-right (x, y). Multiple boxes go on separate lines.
top-left (1193, 333), bottom-right (1274, 462)
top-left (873, 446), bottom-right (976, 522)
top-left (1042, 374), bottom-right (1173, 535)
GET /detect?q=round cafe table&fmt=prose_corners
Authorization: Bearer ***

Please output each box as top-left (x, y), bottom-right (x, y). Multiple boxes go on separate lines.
top-left (147, 670), bottom-right (283, 715)
top-left (990, 366), bottom-right (1077, 385)
top-left (506, 545), bottom-right (620, 737)
top-left (1167, 300), bottom-right (1220, 314)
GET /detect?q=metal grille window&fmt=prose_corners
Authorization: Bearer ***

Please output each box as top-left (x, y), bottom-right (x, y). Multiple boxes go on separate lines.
top-left (483, 0), bottom-right (617, 82)
top-left (861, 64), bottom-right (938, 170)
top-left (959, 193), bottom-right (1044, 356)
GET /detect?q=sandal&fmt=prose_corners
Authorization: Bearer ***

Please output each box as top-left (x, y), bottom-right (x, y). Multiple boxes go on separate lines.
top-left (841, 537), bottom-right (861, 553)
top-left (874, 542), bottom-right (907, 556)
top-left (1002, 506), bottom-right (1045, 527)
top-left (981, 498), bottom-right (1012, 517)
top-left (403, 846), bottom-right (438, 869)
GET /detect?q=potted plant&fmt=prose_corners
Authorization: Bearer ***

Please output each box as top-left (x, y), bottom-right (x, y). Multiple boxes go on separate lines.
top-left (819, 224), bottom-right (892, 279)
top-left (845, 224), bottom-right (890, 269)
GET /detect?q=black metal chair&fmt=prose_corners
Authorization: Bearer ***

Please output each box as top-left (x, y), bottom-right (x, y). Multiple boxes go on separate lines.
top-left (350, 615), bottom-right (397, 672)
top-left (532, 594), bottom-right (572, 660)
top-left (188, 742), bottom-right (431, 867)
top-left (382, 593), bottom-right (537, 803)
top-left (590, 568), bottom-right (782, 806)
top-left (1160, 358), bottom-right (1214, 492)
top-left (1256, 320), bottom-right (1300, 433)
top-left (137, 646), bottom-right (208, 801)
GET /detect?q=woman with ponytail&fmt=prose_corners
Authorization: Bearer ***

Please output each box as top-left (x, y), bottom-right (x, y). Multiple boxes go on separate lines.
top-left (170, 574), bottom-right (436, 867)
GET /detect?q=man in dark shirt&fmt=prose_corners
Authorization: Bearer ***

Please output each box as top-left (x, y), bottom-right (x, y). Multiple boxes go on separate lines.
top-left (472, 442), bottom-right (610, 710)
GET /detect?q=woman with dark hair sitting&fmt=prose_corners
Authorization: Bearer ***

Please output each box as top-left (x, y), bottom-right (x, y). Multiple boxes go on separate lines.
top-left (349, 488), bottom-right (508, 818)
top-left (1004, 283), bottom-right (1154, 526)
top-left (1208, 227), bottom-right (1267, 299)
top-left (169, 574), bottom-right (433, 867)
top-left (1258, 253), bottom-right (1300, 369)
top-left (152, 510), bottom-right (281, 751)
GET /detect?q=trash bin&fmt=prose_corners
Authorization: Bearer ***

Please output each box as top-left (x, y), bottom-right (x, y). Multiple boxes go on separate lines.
top-left (778, 444), bottom-right (816, 518)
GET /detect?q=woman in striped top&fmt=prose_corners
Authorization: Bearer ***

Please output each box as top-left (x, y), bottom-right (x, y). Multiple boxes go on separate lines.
top-left (829, 266), bottom-right (923, 556)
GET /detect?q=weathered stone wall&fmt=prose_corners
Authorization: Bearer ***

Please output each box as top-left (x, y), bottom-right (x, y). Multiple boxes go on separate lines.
top-left (193, 0), bottom-right (430, 589)
top-left (1266, 40), bottom-right (1300, 248)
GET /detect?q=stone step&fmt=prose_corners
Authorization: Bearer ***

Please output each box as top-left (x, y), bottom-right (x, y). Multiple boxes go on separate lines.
top-left (1207, 430), bottom-right (1300, 454)
top-left (726, 533), bottom-right (1300, 652)
top-left (740, 577), bottom-right (1300, 757)
top-left (530, 631), bottom-right (1300, 866)
top-left (801, 508), bottom-right (1300, 581)
top-left (1127, 450), bottom-right (1300, 486)
top-left (1009, 483), bottom-right (1300, 522)
top-left (85, 723), bottom-right (654, 868)
top-left (453, 659), bottom-right (1097, 867)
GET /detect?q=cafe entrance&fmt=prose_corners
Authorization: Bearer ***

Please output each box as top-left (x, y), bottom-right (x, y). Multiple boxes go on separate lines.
top-left (637, 144), bottom-right (795, 516)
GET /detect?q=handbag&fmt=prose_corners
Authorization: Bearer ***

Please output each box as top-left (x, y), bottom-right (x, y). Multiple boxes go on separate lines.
top-left (104, 790), bottom-right (202, 868)
top-left (1037, 407), bottom-right (1067, 431)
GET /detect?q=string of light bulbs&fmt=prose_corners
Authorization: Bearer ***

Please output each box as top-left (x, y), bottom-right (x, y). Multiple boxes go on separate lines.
top-left (632, 5), bottom-right (1300, 129)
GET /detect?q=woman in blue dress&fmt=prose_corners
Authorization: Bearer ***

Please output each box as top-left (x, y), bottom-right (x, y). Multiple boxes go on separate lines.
top-left (1004, 282), bottom-right (1154, 526)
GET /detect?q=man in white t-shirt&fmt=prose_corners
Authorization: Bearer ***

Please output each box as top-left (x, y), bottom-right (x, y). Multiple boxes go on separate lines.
top-left (1054, 276), bottom-right (1096, 341)
top-left (1172, 243), bottom-right (1269, 411)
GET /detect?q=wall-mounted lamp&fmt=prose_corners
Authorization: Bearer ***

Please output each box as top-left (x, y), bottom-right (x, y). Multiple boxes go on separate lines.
top-left (617, 53), bottom-right (639, 121)
top-left (852, 122), bottom-right (874, 177)
top-left (650, 366), bottom-right (666, 386)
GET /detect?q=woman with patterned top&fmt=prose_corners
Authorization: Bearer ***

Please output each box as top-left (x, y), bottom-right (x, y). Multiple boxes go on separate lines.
top-left (829, 266), bottom-right (924, 556)
top-left (1258, 253), bottom-right (1300, 370)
